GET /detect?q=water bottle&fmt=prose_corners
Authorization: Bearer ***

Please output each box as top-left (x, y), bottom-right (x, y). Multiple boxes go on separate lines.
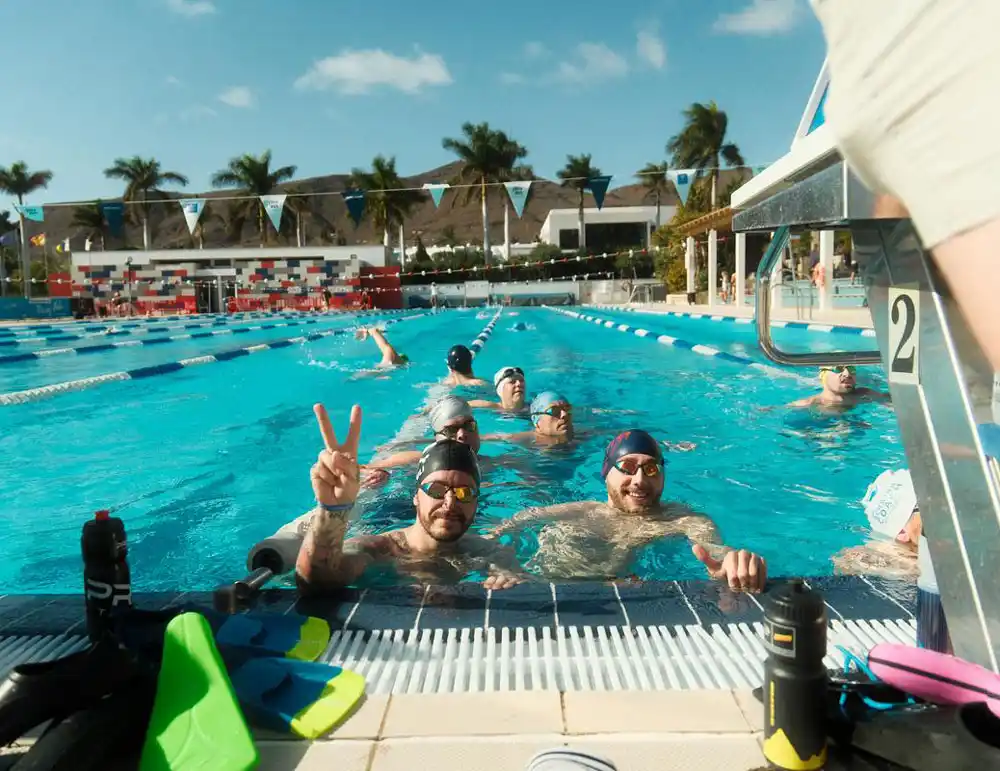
top-left (916, 535), bottom-right (952, 653)
top-left (761, 580), bottom-right (828, 771)
top-left (82, 509), bottom-right (132, 642)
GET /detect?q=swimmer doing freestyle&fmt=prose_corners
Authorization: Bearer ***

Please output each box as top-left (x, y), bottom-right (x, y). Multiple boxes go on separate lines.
top-left (789, 365), bottom-right (889, 411)
top-left (296, 403), bottom-right (523, 592)
top-left (490, 430), bottom-right (767, 591)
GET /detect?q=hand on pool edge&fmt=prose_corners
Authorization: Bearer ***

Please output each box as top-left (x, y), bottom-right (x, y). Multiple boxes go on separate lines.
top-left (311, 403), bottom-right (362, 508)
top-left (484, 569), bottom-right (522, 591)
top-left (692, 544), bottom-right (767, 593)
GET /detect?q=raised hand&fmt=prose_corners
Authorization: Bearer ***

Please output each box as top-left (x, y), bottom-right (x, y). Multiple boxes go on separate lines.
top-left (692, 544), bottom-right (767, 593)
top-left (310, 403), bottom-right (362, 509)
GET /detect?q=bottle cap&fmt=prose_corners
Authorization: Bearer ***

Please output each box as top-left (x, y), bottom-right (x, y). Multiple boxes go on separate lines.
top-left (95, 510), bottom-right (110, 521)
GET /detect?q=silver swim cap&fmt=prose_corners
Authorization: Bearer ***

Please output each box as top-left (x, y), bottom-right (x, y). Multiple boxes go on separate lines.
top-left (429, 395), bottom-right (473, 434)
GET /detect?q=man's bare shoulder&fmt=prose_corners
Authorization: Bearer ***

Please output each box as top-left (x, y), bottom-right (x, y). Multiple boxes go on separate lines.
top-left (345, 529), bottom-right (407, 557)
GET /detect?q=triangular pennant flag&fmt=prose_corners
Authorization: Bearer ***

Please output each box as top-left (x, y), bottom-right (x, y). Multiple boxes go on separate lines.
top-left (179, 198), bottom-right (206, 235)
top-left (585, 176), bottom-right (612, 211)
top-left (423, 183), bottom-right (449, 208)
top-left (99, 202), bottom-right (125, 237)
top-left (668, 169), bottom-right (697, 206)
top-left (260, 194), bottom-right (287, 233)
top-left (504, 181), bottom-right (532, 218)
top-left (342, 189), bottom-right (366, 226)
top-left (14, 204), bottom-right (44, 222)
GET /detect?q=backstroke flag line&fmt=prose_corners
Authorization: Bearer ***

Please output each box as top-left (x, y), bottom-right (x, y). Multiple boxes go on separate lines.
top-left (586, 176), bottom-right (612, 211)
top-left (504, 181), bottom-right (532, 218)
top-left (260, 194), bottom-right (287, 233)
top-left (13, 204), bottom-right (44, 222)
top-left (99, 202), bottom-right (125, 237)
top-left (179, 199), bottom-right (206, 235)
top-left (668, 169), bottom-right (697, 206)
top-left (423, 183), bottom-right (449, 208)
top-left (342, 189), bottom-right (366, 226)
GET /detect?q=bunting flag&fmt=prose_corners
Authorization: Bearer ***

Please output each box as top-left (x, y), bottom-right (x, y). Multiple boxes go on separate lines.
top-left (342, 189), bottom-right (366, 226)
top-left (14, 204), bottom-right (44, 222)
top-left (0, 231), bottom-right (17, 247)
top-left (100, 202), bottom-right (125, 237)
top-left (585, 176), bottom-right (612, 210)
top-left (179, 198), bottom-right (206, 235)
top-left (55, 238), bottom-right (70, 253)
top-left (260, 194), bottom-right (287, 233)
top-left (504, 181), bottom-right (532, 218)
top-left (29, 233), bottom-right (46, 247)
top-left (668, 169), bottom-right (697, 206)
top-left (423, 183), bottom-right (449, 208)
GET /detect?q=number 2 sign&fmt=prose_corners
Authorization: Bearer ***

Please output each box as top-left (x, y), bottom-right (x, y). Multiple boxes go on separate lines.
top-left (888, 287), bottom-right (920, 385)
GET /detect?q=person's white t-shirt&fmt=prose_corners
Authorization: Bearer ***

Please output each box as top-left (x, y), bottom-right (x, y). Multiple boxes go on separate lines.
top-left (430, 284), bottom-right (438, 297)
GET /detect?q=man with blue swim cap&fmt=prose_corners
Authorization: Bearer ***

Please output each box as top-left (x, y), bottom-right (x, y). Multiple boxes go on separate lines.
top-left (491, 429), bottom-right (768, 591)
top-left (483, 391), bottom-right (575, 446)
top-left (469, 365), bottom-right (528, 412)
top-left (443, 344), bottom-right (487, 387)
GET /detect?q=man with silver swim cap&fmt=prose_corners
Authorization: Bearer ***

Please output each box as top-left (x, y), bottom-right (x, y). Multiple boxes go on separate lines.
top-left (491, 429), bottom-right (768, 591)
top-left (483, 391), bottom-right (575, 446)
top-left (789, 366), bottom-right (889, 411)
top-left (469, 365), bottom-right (528, 411)
top-left (443, 344), bottom-right (487, 387)
top-left (297, 403), bottom-right (523, 592)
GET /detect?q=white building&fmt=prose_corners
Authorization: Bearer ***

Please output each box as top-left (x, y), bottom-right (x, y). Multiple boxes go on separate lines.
top-left (539, 205), bottom-right (672, 251)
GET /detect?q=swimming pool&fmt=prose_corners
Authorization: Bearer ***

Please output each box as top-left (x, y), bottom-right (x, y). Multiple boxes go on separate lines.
top-left (0, 306), bottom-right (905, 594)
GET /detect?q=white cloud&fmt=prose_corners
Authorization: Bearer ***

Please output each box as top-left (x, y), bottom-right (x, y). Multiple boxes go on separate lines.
top-left (218, 85), bottom-right (255, 108)
top-left (547, 43), bottom-right (629, 85)
top-left (636, 27), bottom-right (666, 69)
top-left (523, 41), bottom-right (548, 59)
top-left (165, 75), bottom-right (182, 86)
top-left (713, 0), bottom-right (800, 35)
top-left (165, 0), bottom-right (216, 17)
top-left (179, 105), bottom-right (217, 122)
top-left (293, 49), bottom-right (453, 95)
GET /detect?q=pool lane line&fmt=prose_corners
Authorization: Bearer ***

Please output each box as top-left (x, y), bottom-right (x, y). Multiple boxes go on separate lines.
top-left (0, 310), bottom-right (406, 364)
top-left (0, 312), bottom-right (425, 407)
top-left (548, 307), bottom-right (814, 384)
top-left (584, 304), bottom-right (877, 337)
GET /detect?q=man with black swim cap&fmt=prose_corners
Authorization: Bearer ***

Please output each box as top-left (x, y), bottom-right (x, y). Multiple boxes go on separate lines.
top-left (491, 429), bottom-right (768, 591)
top-left (444, 344), bottom-right (487, 386)
top-left (297, 404), bottom-right (524, 592)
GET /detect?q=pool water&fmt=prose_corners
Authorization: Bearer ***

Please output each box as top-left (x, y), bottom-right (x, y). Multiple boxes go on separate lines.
top-left (0, 307), bottom-right (905, 594)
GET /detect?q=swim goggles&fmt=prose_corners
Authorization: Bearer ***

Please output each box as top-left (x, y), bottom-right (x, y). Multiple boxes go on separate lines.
top-left (532, 404), bottom-right (572, 419)
top-left (821, 365), bottom-right (856, 377)
top-left (497, 367), bottom-right (524, 383)
top-left (613, 458), bottom-right (662, 477)
top-left (435, 418), bottom-right (478, 439)
top-left (419, 481), bottom-right (479, 502)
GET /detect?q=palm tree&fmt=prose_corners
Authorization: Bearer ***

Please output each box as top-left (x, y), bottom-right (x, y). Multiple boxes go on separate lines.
top-left (346, 155), bottom-right (425, 260)
top-left (70, 201), bottom-right (108, 251)
top-left (636, 162), bottom-right (669, 230)
top-left (0, 162), bottom-right (53, 297)
top-left (211, 150), bottom-right (297, 245)
top-left (557, 154), bottom-right (602, 251)
top-left (493, 133), bottom-right (532, 261)
top-left (103, 156), bottom-right (188, 249)
top-left (666, 101), bottom-right (744, 208)
top-left (281, 186), bottom-right (338, 248)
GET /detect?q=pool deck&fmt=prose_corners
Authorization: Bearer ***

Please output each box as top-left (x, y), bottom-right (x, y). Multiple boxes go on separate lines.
top-left (590, 302), bottom-right (875, 330)
top-left (0, 576), bottom-right (915, 770)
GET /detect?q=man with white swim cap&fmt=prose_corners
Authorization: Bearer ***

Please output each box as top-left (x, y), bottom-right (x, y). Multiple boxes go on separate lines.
top-left (297, 404), bottom-right (523, 592)
top-left (468, 365), bottom-right (528, 411)
top-left (789, 366), bottom-right (889, 411)
top-left (443, 344), bottom-right (487, 387)
top-left (483, 391), bottom-right (575, 446)
top-left (491, 430), bottom-right (768, 591)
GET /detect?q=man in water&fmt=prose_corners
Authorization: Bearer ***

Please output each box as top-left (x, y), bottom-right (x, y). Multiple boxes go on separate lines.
top-left (489, 430), bottom-right (768, 591)
top-left (297, 404), bottom-right (523, 592)
top-left (483, 391), bottom-right (574, 447)
top-left (789, 366), bottom-right (889, 410)
top-left (355, 326), bottom-right (409, 368)
top-left (469, 366), bottom-right (528, 412)
top-left (443, 344), bottom-right (488, 387)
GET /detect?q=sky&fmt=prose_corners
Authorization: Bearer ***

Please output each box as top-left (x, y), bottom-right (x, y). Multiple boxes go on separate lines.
top-left (0, 0), bottom-right (827, 208)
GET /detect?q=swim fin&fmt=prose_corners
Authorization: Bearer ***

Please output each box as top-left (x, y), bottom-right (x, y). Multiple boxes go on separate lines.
top-left (228, 657), bottom-right (366, 740)
top-left (139, 612), bottom-right (258, 771)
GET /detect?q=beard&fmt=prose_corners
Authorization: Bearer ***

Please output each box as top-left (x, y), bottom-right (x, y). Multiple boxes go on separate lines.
top-left (609, 484), bottom-right (659, 513)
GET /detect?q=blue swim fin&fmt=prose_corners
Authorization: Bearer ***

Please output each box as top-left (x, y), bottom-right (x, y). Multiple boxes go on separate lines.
top-left (213, 613), bottom-right (330, 662)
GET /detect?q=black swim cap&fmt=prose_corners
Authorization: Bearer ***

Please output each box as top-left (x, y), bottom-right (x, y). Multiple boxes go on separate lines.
top-left (447, 345), bottom-right (473, 375)
top-left (601, 430), bottom-right (663, 478)
top-left (416, 439), bottom-right (481, 487)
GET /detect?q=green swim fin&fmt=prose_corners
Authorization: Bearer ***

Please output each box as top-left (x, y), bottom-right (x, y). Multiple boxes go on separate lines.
top-left (139, 612), bottom-right (258, 771)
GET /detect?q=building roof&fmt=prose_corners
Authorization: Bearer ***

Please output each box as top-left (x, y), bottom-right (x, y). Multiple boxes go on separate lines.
top-left (674, 207), bottom-right (734, 237)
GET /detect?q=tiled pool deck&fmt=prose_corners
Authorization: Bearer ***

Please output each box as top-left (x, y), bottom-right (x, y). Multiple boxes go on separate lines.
top-left (0, 576), bottom-right (916, 770)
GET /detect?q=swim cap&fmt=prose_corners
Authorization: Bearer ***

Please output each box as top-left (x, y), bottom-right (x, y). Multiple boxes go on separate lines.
top-left (446, 345), bottom-right (473, 375)
top-left (602, 430), bottom-right (663, 478)
top-left (493, 366), bottom-right (524, 395)
top-left (862, 469), bottom-right (917, 539)
top-left (429, 395), bottom-right (474, 434)
top-left (416, 439), bottom-right (481, 487)
top-left (530, 391), bottom-right (568, 426)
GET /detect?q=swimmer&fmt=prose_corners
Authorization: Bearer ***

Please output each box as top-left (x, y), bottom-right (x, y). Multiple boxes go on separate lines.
top-left (443, 344), bottom-right (488, 387)
top-left (354, 326), bottom-right (409, 370)
top-left (468, 366), bottom-right (528, 412)
top-left (788, 366), bottom-right (889, 411)
top-left (483, 391), bottom-right (574, 447)
top-left (489, 430), bottom-right (767, 590)
top-left (296, 404), bottom-right (524, 592)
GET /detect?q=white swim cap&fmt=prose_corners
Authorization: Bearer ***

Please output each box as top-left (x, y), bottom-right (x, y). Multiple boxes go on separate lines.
top-left (493, 366), bottom-right (524, 395)
top-left (862, 469), bottom-right (917, 540)
top-left (429, 395), bottom-right (473, 434)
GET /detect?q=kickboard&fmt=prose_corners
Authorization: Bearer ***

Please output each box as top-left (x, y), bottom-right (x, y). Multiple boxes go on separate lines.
top-left (139, 612), bottom-right (258, 771)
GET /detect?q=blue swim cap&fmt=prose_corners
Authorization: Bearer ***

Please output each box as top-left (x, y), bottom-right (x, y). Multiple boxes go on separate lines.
top-left (530, 391), bottom-right (567, 426)
top-left (602, 430), bottom-right (663, 478)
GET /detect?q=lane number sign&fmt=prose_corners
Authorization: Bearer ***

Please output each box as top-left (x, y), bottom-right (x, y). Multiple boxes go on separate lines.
top-left (888, 287), bottom-right (920, 385)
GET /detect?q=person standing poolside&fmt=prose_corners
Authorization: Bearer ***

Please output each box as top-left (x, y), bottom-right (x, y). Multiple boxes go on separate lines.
top-left (468, 366), bottom-right (528, 412)
top-left (788, 366), bottom-right (889, 411)
top-left (489, 430), bottom-right (768, 590)
top-left (443, 344), bottom-right (488, 387)
top-left (430, 282), bottom-right (439, 309)
top-left (296, 404), bottom-right (524, 592)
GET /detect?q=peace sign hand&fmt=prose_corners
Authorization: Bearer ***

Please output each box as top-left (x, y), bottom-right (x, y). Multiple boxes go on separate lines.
top-left (310, 403), bottom-right (363, 509)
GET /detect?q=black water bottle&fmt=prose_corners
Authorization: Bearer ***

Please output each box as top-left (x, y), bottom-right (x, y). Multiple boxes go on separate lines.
top-left (762, 580), bottom-right (828, 771)
top-left (82, 509), bottom-right (132, 642)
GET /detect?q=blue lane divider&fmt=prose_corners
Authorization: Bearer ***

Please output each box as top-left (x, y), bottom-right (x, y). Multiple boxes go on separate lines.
top-left (584, 304), bottom-right (877, 337)
top-left (548, 307), bottom-right (814, 383)
top-left (0, 312), bottom-right (424, 406)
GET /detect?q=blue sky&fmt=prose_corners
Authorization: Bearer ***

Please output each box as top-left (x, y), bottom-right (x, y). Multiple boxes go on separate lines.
top-left (1, 0), bottom-right (826, 207)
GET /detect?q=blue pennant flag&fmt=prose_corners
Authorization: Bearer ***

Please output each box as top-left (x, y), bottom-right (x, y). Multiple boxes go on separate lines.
top-left (668, 169), bottom-right (697, 206)
top-left (504, 181), bottom-right (532, 218)
top-left (423, 183), bottom-right (449, 208)
top-left (99, 202), bottom-right (125, 237)
top-left (585, 176), bottom-right (612, 210)
top-left (342, 189), bottom-right (366, 226)
top-left (14, 204), bottom-right (44, 222)
top-left (260, 194), bottom-right (287, 233)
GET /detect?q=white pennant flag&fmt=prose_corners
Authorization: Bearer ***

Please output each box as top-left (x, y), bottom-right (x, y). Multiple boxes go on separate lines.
top-left (504, 181), bottom-right (532, 218)
top-left (422, 183), bottom-right (449, 208)
top-left (668, 169), bottom-right (698, 206)
top-left (178, 198), bottom-right (206, 235)
top-left (260, 194), bottom-right (287, 233)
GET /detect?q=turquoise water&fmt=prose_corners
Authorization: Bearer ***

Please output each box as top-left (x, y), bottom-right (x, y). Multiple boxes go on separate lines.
top-left (0, 307), bottom-right (905, 594)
